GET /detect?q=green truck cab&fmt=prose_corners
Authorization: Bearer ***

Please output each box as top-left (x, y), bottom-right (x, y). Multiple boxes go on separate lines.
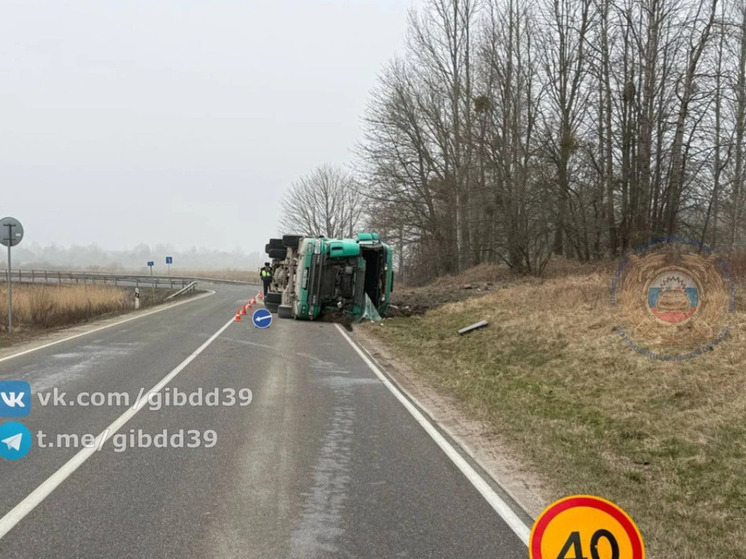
top-left (263, 233), bottom-right (394, 321)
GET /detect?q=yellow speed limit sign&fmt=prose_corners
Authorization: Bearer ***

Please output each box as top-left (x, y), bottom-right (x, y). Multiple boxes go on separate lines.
top-left (529, 495), bottom-right (645, 559)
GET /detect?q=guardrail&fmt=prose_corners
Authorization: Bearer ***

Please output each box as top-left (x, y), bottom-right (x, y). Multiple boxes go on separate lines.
top-left (166, 281), bottom-right (198, 300)
top-left (0, 270), bottom-right (256, 288)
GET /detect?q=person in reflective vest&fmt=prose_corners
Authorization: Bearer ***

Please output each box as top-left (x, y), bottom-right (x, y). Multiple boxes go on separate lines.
top-left (260, 263), bottom-right (273, 296)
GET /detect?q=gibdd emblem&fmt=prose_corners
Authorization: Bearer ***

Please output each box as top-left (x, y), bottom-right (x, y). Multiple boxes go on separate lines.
top-left (611, 237), bottom-right (735, 360)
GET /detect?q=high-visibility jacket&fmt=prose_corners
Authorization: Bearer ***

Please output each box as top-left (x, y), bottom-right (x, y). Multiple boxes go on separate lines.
top-left (260, 267), bottom-right (272, 279)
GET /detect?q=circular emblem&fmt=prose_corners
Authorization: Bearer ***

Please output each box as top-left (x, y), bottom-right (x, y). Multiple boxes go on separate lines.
top-left (645, 268), bottom-right (700, 325)
top-left (611, 237), bottom-right (735, 360)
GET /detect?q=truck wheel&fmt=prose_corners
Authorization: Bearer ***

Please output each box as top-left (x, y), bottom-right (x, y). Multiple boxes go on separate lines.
top-left (265, 302), bottom-right (280, 314)
top-left (268, 248), bottom-right (286, 259)
top-left (277, 305), bottom-right (294, 319)
top-left (268, 238), bottom-right (284, 249)
top-left (282, 235), bottom-right (302, 249)
top-left (265, 292), bottom-right (282, 305)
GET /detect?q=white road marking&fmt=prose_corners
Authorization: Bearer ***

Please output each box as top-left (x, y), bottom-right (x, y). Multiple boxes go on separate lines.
top-left (0, 290), bottom-right (215, 363)
top-left (335, 324), bottom-right (532, 545)
top-left (0, 316), bottom-right (235, 541)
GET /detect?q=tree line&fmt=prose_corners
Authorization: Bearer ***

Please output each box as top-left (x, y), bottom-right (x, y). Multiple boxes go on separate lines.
top-left (282, 0), bottom-right (746, 281)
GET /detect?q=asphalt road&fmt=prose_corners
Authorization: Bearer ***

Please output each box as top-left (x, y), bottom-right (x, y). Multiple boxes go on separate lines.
top-left (0, 285), bottom-right (529, 558)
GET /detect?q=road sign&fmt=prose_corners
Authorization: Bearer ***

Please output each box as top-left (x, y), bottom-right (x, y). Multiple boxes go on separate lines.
top-left (147, 261), bottom-right (154, 267)
top-left (252, 308), bottom-right (273, 329)
top-left (530, 495), bottom-right (645, 559)
top-left (1, 217), bottom-right (24, 333)
top-left (166, 256), bottom-right (173, 264)
top-left (0, 217), bottom-right (23, 247)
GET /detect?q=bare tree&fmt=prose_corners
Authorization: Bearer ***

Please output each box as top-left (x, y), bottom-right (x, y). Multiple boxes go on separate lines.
top-left (351, 0), bottom-right (745, 281)
top-left (279, 165), bottom-right (365, 238)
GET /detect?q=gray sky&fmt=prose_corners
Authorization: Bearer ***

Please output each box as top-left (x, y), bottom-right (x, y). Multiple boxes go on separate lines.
top-left (0, 0), bottom-right (413, 258)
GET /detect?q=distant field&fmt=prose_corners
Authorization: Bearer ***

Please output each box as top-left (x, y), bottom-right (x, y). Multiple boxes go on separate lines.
top-left (8, 268), bottom-right (261, 284)
top-left (171, 269), bottom-right (259, 283)
top-left (368, 263), bottom-right (746, 559)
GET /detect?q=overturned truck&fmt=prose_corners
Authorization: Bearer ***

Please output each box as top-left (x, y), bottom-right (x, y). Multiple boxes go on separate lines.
top-left (263, 233), bottom-right (394, 321)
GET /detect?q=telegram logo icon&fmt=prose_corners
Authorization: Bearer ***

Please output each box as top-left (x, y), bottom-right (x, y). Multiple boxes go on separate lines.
top-left (0, 421), bottom-right (32, 460)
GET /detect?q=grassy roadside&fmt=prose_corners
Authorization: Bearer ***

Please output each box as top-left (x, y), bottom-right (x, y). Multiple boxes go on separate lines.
top-left (366, 271), bottom-right (746, 559)
top-left (0, 284), bottom-right (184, 349)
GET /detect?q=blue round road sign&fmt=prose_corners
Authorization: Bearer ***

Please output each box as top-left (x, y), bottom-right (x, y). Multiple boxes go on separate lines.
top-left (252, 308), bottom-right (273, 329)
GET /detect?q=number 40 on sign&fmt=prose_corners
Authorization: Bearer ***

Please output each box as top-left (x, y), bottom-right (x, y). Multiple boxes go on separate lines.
top-left (529, 495), bottom-right (645, 559)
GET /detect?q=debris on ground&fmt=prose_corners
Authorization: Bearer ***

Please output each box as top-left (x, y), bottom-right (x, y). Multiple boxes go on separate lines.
top-left (389, 281), bottom-right (511, 316)
top-left (318, 310), bottom-right (354, 331)
top-left (457, 320), bottom-right (489, 335)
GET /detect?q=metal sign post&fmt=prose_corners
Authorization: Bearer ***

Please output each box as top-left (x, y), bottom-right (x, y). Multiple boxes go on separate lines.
top-left (147, 261), bottom-right (154, 276)
top-left (6, 243), bottom-right (9, 332)
top-left (166, 256), bottom-right (173, 276)
top-left (0, 217), bottom-right (25, 334)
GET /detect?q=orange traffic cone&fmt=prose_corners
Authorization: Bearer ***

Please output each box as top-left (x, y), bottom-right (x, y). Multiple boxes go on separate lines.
top-left (240, 307), bottom-right (247, 315)
top-left (234, 311), bottom-right (241, 322)
top-left (257, 292), bottom-right (263, 300)
top-left (247, 303), bottom-right (252, 310)
top-left (251, 298), bottom-right (256, 305)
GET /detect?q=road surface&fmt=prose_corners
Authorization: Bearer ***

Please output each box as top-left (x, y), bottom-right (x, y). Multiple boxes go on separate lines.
top-left (0, 285), bottom-right (530, 558)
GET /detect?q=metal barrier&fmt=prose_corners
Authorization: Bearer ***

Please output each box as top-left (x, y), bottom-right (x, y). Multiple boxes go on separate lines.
top-left (166, 281), bottom-right (198, 300)
top-left (0, 270), bottom-right (257, 288)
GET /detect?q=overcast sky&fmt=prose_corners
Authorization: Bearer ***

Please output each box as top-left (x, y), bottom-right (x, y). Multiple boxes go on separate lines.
top-left (0, 0), bottom-right (413, 259)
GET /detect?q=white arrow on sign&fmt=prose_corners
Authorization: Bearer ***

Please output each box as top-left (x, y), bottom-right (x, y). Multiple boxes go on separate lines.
top-left (2, 433), bottom-right (23, 451)
top-left (255, 314), bottom-right (272, 322)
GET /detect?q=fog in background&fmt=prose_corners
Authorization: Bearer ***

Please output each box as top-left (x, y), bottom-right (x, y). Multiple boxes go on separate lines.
top-left (0, 0), bottom-right (412, 270)
top-left (11, 242), bottom-right (262, 272)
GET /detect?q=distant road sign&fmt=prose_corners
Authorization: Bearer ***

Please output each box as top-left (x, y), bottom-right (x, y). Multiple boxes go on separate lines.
top-left (166, 256), bottom-right (173, 264)
top-left (0, 218), bottom-right (23, 247)
top-left (252, 308), bottom-right (273, 329)
top-left (147, 261), bottom-right (154, 267)
top-left (530, 495), bottom-right (645, 559)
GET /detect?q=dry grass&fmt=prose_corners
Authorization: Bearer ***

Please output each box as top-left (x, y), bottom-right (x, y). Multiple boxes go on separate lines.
top-left (368, 268), bottom-right (746, 558)
top-left (0, 284), bottom-right (129, 330)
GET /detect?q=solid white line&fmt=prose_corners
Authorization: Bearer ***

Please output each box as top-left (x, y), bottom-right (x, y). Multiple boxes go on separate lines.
top-left (334, 324), bottom-right (531, 545)
top-left (0, 316), bottom-right (236, 541)
top-left (0, 290), bottom-right (215, 363)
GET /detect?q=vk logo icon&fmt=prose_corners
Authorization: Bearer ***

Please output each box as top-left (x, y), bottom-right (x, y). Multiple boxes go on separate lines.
top-left (0, 381), bottom-right (31, 417)
top-left (0, 422), bottom-right (32, 460)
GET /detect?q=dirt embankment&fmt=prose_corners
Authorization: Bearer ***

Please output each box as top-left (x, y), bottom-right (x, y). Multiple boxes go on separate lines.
top-left (389, 263), bottom-right (523, 316)
top-left (387, 259), bottom-right (614, 316)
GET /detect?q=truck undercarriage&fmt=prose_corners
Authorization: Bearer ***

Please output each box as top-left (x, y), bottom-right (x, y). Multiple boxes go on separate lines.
top-left (263, 233), bottom-right (394, 321)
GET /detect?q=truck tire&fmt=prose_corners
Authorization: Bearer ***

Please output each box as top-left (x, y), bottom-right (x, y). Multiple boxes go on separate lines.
top-left (277, 305), bottom-right (294, 319)
top-left (267, 248), bottom-right (286, 259)
top-left (265, 302), bottom-right (280, 314)
top-left (282, 235), bottom-right (302, 249)
top-left (268, 238), bottom-right (284, 249)
top-left (265, 292), bottom-right (282, 305)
